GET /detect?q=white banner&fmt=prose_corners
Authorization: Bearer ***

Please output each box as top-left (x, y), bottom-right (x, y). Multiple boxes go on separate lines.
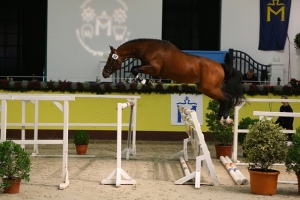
top-left (171, 94), bottom-right (203, 125)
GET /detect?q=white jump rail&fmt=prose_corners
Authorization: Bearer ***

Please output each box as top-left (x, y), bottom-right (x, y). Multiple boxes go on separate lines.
top-left (171, 106), bottom-right (219, 188)
top-left (253, 111), bottom-right (300, 147)
top-left (232, 98), bottom-right (300, 163)
top-left (1, 94), bottom-right (140, 159)
top-left (101, 101), bottom-right (136, 187)
top-left (0, 94), bottom-right (75, 189)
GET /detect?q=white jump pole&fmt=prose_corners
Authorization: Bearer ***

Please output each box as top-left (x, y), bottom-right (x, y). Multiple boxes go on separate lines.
top-left (179, 156), bottom-right (191, 176)
top-left (1, 99), bottom-right (8, 142)
top-left (220, 156), bottom-right (242, 185)
top-left (101, 101), bottom-right (136, 187)
top-left (225, 156), bottom-right (248, 185)
top-left (59, 100), bottom-right (70, 189)
top-left (33, 100), bottom-right (39, 154)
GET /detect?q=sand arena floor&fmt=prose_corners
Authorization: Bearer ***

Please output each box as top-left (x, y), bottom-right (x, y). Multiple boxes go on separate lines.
top-left (0, 140), bottom-right (299, 200)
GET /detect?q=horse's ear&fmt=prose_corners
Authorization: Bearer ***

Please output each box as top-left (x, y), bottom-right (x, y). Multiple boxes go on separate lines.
top-left (109, 46), bottom-right (116, 52)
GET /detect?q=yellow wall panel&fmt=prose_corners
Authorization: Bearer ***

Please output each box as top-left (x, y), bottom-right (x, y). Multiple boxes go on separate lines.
top-left (1, 92), bottom-right (300, 132)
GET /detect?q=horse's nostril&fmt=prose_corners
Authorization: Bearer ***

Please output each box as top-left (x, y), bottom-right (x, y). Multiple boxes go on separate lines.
top-left (102, 72), bottom-right (110, 78)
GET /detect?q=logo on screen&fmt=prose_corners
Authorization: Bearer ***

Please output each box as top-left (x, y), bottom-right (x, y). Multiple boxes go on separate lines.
top-left (76, 0), bottom-right (131, 56)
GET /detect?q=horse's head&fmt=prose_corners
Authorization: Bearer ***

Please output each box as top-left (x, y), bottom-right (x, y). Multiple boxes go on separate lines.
top-left (102, 46), bottom-right (123, 78)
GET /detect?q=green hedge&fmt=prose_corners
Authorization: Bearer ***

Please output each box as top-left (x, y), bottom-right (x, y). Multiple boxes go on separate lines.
top-left (1, 79), bottom-right (300, 96)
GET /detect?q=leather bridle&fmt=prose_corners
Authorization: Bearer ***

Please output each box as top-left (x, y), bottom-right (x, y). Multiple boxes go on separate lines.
top-left (104, 53), bottom-right (122, 75)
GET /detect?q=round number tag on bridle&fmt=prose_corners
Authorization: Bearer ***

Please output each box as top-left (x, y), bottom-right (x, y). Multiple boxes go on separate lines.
top-left (112, 54), bottom-right (118, 60)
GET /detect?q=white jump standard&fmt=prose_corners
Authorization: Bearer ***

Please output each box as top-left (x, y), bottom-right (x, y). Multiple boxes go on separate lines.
top-left (171, 106), bottom-right (219, 188)
top-left (121, 100), bottom-right (136, 160)
top-left (101, 101), bottom-right (136, 187)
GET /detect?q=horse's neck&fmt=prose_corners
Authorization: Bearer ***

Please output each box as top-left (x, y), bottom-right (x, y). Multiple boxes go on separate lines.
top-left (118, 44), bottom-right (143, 59)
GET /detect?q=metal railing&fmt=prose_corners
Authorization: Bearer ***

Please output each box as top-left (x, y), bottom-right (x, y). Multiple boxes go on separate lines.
top-left (228, 49), bottom-right (271, 83)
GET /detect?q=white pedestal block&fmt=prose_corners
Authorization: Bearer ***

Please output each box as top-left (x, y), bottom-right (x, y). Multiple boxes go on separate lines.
top-left (270, 61), bottom-right (284, 85)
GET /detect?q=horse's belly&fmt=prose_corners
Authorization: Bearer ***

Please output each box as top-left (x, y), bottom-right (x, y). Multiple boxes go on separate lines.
top-left (161, 72), bottom-right (198, 84)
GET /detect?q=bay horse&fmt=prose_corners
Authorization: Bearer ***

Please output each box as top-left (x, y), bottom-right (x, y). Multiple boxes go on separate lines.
top-left (102, 38), bottom-right (245, 125)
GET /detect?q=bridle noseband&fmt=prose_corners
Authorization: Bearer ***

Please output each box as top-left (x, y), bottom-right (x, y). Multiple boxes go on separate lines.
top-left (105, 53), bottom-right (122, 75)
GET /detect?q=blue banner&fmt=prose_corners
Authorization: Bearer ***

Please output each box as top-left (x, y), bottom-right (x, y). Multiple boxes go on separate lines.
top-left (258, 0), bottom-right (291, 50)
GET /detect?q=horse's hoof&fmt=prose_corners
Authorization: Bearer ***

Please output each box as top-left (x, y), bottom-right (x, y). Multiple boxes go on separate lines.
top-left (219, 117), bottom-right (225, 126)
top-left (226, 117), bottom-right (234, 125)
top-left (225, 117), bottom-right (234, 125)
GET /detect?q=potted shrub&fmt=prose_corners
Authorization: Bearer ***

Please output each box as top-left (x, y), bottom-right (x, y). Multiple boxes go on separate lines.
top-left (73, 130), bottom-right (90, 155)
top-left (205, 100), bottom-right (234, 158)
top-left (285, 127), bottom-right (300, 194)
top-left (0, 140), bottom-right (31, 194)
top-left (243, 117), bottom-right (288, 195)
top-left (238, 117), bottom-right (259, 157)
top-left (294, 33), bottom-right (300, 50)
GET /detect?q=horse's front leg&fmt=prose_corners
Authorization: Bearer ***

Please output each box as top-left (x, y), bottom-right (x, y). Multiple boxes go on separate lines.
top-left (131, 66), bottom-right (154, 86)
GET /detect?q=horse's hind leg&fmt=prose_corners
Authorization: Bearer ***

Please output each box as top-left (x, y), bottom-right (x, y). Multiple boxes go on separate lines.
top-left (218, 101), bottom-right (225, 121)
top-left (218, 101), bottom-right (231, 125)
top-left (200, 86), bottom-right (233, 125)
top-left (219, 94), bottom-right (234, 125)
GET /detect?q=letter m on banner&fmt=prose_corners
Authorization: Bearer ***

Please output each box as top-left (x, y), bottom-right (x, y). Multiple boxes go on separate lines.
top-left (258, 0), bottom-right (291, 50)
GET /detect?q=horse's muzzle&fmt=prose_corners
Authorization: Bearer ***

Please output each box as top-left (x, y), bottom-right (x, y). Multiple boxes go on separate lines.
top-left (102, 71), bottom-right (110, 78)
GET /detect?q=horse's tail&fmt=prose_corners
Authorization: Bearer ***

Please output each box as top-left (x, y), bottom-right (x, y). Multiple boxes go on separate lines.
top-left (221, 64), bottom-right (245, 107)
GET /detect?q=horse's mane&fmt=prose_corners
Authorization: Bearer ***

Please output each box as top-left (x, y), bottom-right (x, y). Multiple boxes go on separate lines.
top-left (118, 38), bottom-right (168, 48)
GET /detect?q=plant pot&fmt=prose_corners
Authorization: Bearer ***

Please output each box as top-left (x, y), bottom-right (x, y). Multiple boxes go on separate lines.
top-left (214, 144), bottom-right (232, 158)
top-left (3, 178), bottom-right (22, 194)
top-left (75, 144), bottom-right (88, 155)
top-left (248, 169), bottom-right (280, 195)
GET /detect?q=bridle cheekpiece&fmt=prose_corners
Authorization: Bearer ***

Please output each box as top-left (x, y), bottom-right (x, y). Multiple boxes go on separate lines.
top-left (105, 53), bottom-right (122, 75)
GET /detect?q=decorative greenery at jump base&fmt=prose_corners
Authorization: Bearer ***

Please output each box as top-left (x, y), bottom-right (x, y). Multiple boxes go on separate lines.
top-left (1, 79), bottom-right (300, 96)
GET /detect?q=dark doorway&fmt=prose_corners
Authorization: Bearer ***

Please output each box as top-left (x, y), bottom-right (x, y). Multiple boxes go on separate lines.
top-left (0, 0), bottom-right (47, 81)
top-left (162, 0), bottom-right (221, 50)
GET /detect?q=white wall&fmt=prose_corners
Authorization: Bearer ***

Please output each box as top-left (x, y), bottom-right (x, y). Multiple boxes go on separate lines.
top-left (221, 0), bottom-right (300, 84)
top-left (47, 0), bottom-right (300, 84)
top-left (47, 0), bottom-right (162, 82)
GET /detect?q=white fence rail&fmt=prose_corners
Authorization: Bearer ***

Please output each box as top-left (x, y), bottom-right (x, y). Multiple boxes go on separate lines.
top-left (233, 98), bottom-right (300, 163)
top-left (0, 94), bottom-right (74, 189)
top-left (0, 94), bottom-right (140, 189)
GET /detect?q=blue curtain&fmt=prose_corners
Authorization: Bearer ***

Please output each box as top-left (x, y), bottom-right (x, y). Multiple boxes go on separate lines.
top-left (258, 0), bottom-right (291, 50)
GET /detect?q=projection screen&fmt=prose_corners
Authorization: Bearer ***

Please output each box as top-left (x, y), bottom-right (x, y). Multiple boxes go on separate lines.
top-left (47, 0), bottom-right (162, 82)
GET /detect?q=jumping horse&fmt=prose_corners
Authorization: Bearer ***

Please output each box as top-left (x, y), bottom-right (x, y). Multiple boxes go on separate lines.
top-left (102, 39), bottom-right (245, 125)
